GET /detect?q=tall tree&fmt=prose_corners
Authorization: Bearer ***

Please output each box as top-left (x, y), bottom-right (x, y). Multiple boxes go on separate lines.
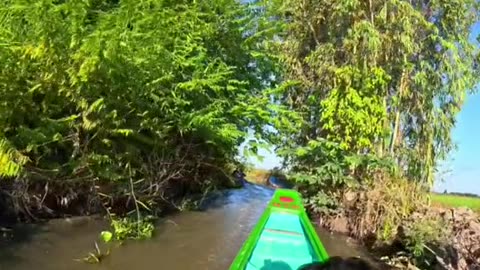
top-left (267, 0), bottom-right (479, 188)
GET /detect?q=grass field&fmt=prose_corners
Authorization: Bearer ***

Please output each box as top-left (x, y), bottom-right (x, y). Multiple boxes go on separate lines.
top-left (431, 193), bottom-right (480, 212)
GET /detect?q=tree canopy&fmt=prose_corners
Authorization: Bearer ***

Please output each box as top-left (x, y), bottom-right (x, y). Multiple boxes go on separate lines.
top-left (0, 0), bottom-right (281, 219)
top-left (265, 0), bottom-right (479, 188)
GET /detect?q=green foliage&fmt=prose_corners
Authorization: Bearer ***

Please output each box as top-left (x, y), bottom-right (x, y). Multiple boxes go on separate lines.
top-left (260, 2), bottom-right (479, 265)
top-left (282, 137), bottom-right (396, 213)
top-left (110, 216), bottom-right (155, 241)
top-left (320, 66), bottom-right (389, 151)
top-left (0, 0), bottom-right (280, 217)
top-left (0, 1), bottom-right (475, 266)
top-left (100, 231), bottom-right (113, 243)
top-left (371, 177), bottom-right (429, 243)
top-left (0, 138), bottom-right (27, 178)
top-left (403, 217), bottom-right (449, 258)
top-left (267, 0), bottom-right (480, 188)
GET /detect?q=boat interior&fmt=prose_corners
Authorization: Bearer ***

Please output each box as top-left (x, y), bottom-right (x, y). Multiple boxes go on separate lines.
top-left (245, 211), bottom-right (320, 270)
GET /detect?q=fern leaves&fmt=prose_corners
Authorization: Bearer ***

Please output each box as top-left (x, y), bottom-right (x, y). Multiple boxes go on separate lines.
top-left (0, 139), bottom-right (27, 178)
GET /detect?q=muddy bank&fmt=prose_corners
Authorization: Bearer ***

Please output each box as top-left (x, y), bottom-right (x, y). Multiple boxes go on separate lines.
top-left (428, 207), bottom-right (480, 269)
top-left (0, 167), bottom-right (241, 224)
top-left (318, 206), bottom-right (480, 270)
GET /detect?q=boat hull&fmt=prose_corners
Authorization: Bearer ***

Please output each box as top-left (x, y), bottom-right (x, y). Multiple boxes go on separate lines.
top-left (229, 189), bottom-right (329, 270)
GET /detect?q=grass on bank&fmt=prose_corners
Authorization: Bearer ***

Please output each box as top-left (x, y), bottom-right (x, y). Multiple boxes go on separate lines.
top-left (431, 193), bottom-right (480, 212)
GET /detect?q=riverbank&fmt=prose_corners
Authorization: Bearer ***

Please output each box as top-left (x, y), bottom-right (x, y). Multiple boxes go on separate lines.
top-left (0, 172), bottom-right (243, 245)
top-left (316, 198), bottom-right (480, 269)
top-left (245, 168), bottom-right (274, 185)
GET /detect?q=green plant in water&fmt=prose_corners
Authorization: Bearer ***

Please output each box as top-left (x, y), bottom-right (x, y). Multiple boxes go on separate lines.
top-left (77, 232), bottom-right (113, 264)
top-left (110, 216), bottom-right (155, 241)
top-left (100, 231), bottom-right (113, 243)
top-left (78, 215), bottom-right (153, 264)
top-left (79, 242), bottom-right (109, 264)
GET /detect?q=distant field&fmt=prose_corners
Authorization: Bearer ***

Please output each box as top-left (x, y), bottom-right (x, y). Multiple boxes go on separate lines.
top-left (431, 193), bottom-right (480, 212)
top-left (245, 168), bottom-right (270, 185)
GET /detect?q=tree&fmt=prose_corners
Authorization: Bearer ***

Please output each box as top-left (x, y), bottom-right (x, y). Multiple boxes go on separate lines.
top-left (0, 0), bottom-right (280, 220)
top-left (266, 0), bottom-right (479, 188)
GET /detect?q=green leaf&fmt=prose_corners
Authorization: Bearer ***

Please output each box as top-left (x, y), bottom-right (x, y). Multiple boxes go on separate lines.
top-left (100, 231), bottom-right (113, 243)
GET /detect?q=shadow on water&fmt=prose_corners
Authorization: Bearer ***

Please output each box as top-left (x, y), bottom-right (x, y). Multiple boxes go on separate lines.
top-left (0, 217), bottom-right (111, 270)
top-left (196, 182), bottom-right (275, 211)
top-left (0, 223), bottom-right (48, 268)
top-left (268, 176), bottom-right (294, 189)
top-left (0, 183), bottom-right (380, 270)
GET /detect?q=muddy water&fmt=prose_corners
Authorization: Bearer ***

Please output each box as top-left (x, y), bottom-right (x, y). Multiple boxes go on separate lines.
top-left (0, 184), bottom-right (373, 270)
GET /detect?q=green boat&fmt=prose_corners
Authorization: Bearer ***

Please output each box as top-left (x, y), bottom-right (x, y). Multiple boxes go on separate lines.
top-left (229, 189), bottom-right (330, 270)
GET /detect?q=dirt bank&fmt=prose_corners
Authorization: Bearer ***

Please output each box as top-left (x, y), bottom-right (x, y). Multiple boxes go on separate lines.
top-left (0, 167), bottom-right (240, 224)
top-left (429, 207), bottom-right (480, 269)
top-left (321, 206), bottom-right (480, 270)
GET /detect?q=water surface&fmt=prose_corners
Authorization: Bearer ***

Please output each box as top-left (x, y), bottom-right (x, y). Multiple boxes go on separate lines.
top-left (0, 184), bottom-right (373, 270)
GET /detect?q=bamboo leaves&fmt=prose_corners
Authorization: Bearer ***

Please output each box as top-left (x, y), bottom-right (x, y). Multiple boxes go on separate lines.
top-left (0, 0), bottom-right (280, 193)
top-left (269, 0), bottom-right (479, 188)
top-left (0, 139), bottom-right (27, 178)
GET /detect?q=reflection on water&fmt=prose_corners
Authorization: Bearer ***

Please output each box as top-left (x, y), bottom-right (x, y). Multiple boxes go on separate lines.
top-left (0, 184), bottom-right (373, 270)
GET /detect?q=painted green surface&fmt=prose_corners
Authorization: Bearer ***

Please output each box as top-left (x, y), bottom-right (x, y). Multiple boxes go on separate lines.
top-left (229, 189), bottom-right (329, 270)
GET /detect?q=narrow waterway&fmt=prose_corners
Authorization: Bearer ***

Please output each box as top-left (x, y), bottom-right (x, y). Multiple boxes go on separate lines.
top-left (0, 183), bottom-right (375, 270)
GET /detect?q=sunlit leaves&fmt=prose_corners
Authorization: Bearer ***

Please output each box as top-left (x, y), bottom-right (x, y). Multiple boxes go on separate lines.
top-left (0, 139), bottom-right (27, 178)
top-left (0, 0), bottom-right (279, 193)
top-left (268, 0), bottom-right (479, 190)
top-left (100, 231), bottom-right (113, 243)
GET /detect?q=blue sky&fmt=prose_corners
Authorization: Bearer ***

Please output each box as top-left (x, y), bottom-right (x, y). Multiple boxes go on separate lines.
top-left (426, 21), bottom-right (480, 195)
top-left (245, 22), bottom-right (480, 195)
top-left (434, 93), bottom-right (480, 194)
